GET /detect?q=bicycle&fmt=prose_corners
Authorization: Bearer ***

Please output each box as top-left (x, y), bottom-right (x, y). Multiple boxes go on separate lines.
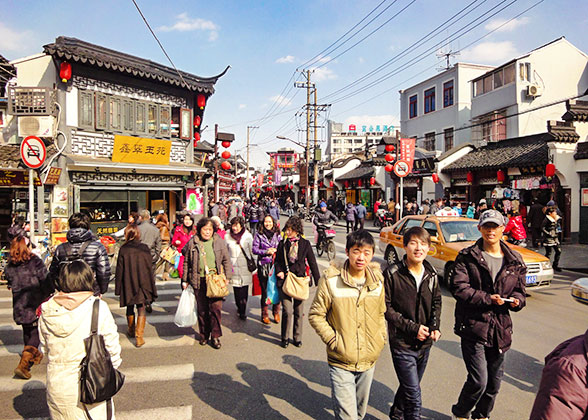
top-left (316, 224), bottom-right (337, 261)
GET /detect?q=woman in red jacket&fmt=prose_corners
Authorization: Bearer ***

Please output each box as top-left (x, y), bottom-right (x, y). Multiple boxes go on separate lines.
top-left (171, 214), bottom-right (195, 278)
top-left (504, 210), bottom-right (527, 246)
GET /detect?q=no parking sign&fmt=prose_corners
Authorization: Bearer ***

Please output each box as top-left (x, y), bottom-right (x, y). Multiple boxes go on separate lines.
top-left (20, 136), bottom-right (46, 169)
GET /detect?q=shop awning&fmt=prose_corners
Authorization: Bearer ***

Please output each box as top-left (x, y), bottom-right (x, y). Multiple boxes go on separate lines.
top-left (442, 134), bottom-right (549, 173)
top-left (336, 165), bottom-right (374, 181)
top-left (65, 154), bottom-right (206, 174)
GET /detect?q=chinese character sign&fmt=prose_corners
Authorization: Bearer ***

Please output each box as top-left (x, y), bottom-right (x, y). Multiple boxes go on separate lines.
top-left (112, 135), bottom-right (172, 165)
top-left (186, 188), bottom-right (204, 215)
top-left (274, 169), bottom-right (282, 185)
top-left (399, 138), bottom-right (416, 173)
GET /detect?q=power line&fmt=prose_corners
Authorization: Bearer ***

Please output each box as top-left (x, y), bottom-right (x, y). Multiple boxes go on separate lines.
top-left (130, 0), bottom-right (190, 89)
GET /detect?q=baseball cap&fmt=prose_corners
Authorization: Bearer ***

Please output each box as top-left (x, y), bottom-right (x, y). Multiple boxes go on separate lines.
top-left (478, 209), bottom-right (505, 227)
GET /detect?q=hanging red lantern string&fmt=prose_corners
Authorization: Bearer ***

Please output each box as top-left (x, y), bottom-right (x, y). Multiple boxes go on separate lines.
top-left (221, 141), bottom-right (231, 148)
top-left (197, 94), bottom-right (206, 110)
top-left (194, 131), bottom-right (201, 141)
top-left (545, 163), bottom-right (556, 177)
top-left (369, 177), bottom-right (376, 185)
top-left (329, 181), bottom-right (334, 188)
top-left (385, 153), bottom-right (394, 162)
top-left (344, 180), bottom-right (350, 188)
top-left (59, 62), bottom-right (72, 83)
top-left (221, 151), bottom-right (231, 159)
top-left (221, 161), bottom-right (231, 171)
top-left (466, 171), bottom-right (474, 183)
top-left (385, 164), bottom-right (393, 172)
top-left (431, 173), bottom-right (439, 183)
top-left (193, 115), bottom-right (201, 128)
top-left (357, 179), bottom-right (362, 187)
top-left (497, 169), bottom-right (506, 183)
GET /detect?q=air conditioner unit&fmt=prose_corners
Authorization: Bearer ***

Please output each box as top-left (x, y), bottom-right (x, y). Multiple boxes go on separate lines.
top-left (18, 116), bottom-right (56, 137)
top-left (526, 84), bottom-right (543, 98)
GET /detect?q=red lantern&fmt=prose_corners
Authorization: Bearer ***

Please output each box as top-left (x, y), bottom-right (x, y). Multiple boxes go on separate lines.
top-left (320, 181), bottom-right (324, 188)
top-left (193, 139), bottom-right (198, 147)
top-left (59, 62), bottom-right (72, 83)
top-left (290, 184), bottom-right (293, 190)
top-left (221, 141), bottom-right (231, 148)
top-left (357, 179), bottom-right (362, 187)
top-left (344, 180), bottom-right (350, 188)
top-left (329, 181), bottom-right (334, 188)
top-left (193, 115), bottom-right (201, 128)
top-left (369, 177), bottom-right (376, 185)
top-left (385, 164), bottom-right (393, 172)
top-left (431, 173), bottom-right (439, 183)
top-left (221, 161), bottom-right (231, 171)
top-left (545, 163), bottom-right (556, 177)
top-left (466, 171), bottom-right (474, 183)
top-left (221, 151), bottom-right (231, 159)
top-left (194, 131), bottom-right (201, 141)
top-left (385, 144), bottom-right (395, 152)
top-left (197, 94), bottom-right (206, 110)
top-left (497, 169), bottom-right (506, 183)
top-left (385, 153), bottom-right (394, 162)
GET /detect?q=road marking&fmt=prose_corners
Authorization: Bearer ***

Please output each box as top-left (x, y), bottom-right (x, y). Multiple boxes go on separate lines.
top-left (6, 405), bottom-right (193, 420)
top-left (103, 288), bottom-right (180, 299)
top-left (0, 363), bottom-right (195, 392)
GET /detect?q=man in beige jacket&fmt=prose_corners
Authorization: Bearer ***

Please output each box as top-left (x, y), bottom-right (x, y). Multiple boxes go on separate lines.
top-left (309, 230), bottom-right (387, 420)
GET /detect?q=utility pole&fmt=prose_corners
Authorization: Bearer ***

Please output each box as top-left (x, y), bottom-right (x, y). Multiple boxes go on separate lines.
top-left (313, 87), bottom-right (319, 205)
top-left (214, 123), bottom-right (219, 202)
top-left (246, 125), bottom-right (258, 199)
top-left (305, 70), bottom-right (311, 208)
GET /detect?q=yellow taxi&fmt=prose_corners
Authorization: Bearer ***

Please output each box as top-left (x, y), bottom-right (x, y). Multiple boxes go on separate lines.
top-left (379, 215), bottom-right (553, 288)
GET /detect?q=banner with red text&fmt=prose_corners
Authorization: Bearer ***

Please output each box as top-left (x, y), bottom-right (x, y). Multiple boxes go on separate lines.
top-left (399, 138), bottom-right (416, 173)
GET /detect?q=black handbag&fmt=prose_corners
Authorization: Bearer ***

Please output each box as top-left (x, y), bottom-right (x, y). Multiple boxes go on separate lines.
top-left (239, 243), bottom-right (257, 273)
top-left (80, 299), bottom-right (125, 419)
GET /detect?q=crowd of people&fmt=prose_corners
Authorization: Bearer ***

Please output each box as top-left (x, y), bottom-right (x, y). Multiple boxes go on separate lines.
top-left (2, 194), bottom-right (585, 419)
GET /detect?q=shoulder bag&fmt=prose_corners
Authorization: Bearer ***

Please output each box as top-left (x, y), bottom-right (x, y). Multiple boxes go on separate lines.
top-left (281, 243), bottom-right (310, 301)
top-left (239, 243), bottom-right (257, 273)
top-left (80, 299), bottom-right (125, 420)
top-left (202, 246), bottom-right (229, 298)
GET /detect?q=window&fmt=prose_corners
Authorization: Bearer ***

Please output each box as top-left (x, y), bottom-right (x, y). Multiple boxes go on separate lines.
top-left (159, 105), bottom-right (171, 137)
top-left (474, 79), bottom-right (484, 97)
top-left (483, 75), bottom-right (493, 94)
top-left (135, 102), bottom-right (147, 134)
top-left (476, 111), bottom-right (507, 143)
top-left (503, 63), bottom-right (515, 85)
top-left (333, 139), bottom-right (340, 144)
top-left (423, 221), bottom-right (438, 239)
top-left (95, 93), bottom-right (108, 130)
top-left (443, 80), bottom-right (454, 107)
top-left (474, 64), bottom-right (517, 97)
top-left (147, 104), bottom-right (158, 135)
top-left (424, 88), bottom-right (435, 113)
top-left (122, 99), bottom-right (134, 133)
top-left (519, 62), bottom-right (531, 81)
top-left (78, 90), bottom-right (94, 129)
top-left (179, 108), bottom-right (191, 140)
top-left (409, 95), bottom-right (417, 118)
top-left (400, 218), bottom-right (423, 235)
top-left (493, 71), bottom-right (503, 89)
top-left (333, 148), bottom-right (341, 153)
top-left (444, 128), bottom-right (454, 151)
top-left (109, 96), bottom-right (121, 131)
top-left (424, 132), bottom-right (435, 151)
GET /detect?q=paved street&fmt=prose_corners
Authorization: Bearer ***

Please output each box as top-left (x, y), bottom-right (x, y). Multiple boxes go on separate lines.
top-left (0, 218), bottom-right (586, 419)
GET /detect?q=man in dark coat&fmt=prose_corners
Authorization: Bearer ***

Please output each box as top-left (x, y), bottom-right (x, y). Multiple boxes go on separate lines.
top-left (450, 209), bottom-right (526, 420)
top-left (527, 200), bottom-right (545, 248)
top-left (138, 209), bottom-right (162, 265)
top-left (48, 212), bottom-right (111, 295)
top-left (529, 329), bottom-right (588, 420)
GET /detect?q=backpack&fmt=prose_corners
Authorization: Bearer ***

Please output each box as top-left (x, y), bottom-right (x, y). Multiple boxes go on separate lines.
top-left (60, 241), bottom-right (92, 267)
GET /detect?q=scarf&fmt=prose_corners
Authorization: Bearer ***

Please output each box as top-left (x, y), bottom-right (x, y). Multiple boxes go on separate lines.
top-left (288, 236), bottom-right (300, 264)
top-left (230, 228), bottom-right (245, 244)
top-left (53, 291), bottom-right (94, 310)
top-left (262, 228), bottom-right (275, 241)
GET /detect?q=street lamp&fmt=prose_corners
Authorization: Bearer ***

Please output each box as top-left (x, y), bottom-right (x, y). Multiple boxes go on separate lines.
top-left (277, 135), bottom-right (310, 208)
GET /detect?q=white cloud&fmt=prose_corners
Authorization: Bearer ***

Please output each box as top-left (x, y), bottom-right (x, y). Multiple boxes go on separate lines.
top-left (158, 13), bottom-right (219, 41)
top-left (238, 104), bottom-right (247, 110)
top-left (358, 57), bottom-right (365, 64)
top-left (0, 22), bottom-right (34, 52)
top-left (276, 55), bottom-right (295, 64)
top-left (343, 115), bottom-right (400, 132)
top-left (484, 16), bottom-right (530, 33)
top-left (313, 67), bottom-right (337, 82)
top-left (270, 95), bottom-right (292, 106)
top-left (461, 41), bottom-right (520, 65)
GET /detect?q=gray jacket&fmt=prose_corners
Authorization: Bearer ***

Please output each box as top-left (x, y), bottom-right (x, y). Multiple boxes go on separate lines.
top-left (356, 204), bottom-right (367, 219)
top-left (138, 221), bottom-right (162, 264)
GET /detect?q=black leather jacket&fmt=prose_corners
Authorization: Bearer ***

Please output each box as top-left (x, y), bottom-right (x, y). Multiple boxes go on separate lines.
top-left (48, 228), bottom-right (112, 294)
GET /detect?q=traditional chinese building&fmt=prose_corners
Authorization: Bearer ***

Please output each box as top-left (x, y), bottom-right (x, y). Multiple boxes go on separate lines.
top-left (7, 36), bottom-right (227, 240)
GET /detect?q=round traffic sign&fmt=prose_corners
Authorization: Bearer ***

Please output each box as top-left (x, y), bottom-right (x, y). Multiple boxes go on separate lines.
top-left (20, 136), bottom-right (46, 169)
top-left (393, 160), bottom-right (410, 177)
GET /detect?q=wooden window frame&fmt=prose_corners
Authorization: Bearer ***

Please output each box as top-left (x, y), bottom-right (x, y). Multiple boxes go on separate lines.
top-left (409, 95), bottom-right (417, 118)
top-left (108, 96), bottom-right (122, 132)
top-left (443, 80), bottom-right (454, 108)
top-left (121, 98), bottom-right (135, 134)
top-left (147, 103), bottom-right (159, 136)
top-left (424, 87), bottom-right (435, 114)
top-left (444, 127), bottom-right (454, 151)
top-left (94, 92), bottom-right (109, 130)
top-left (78, 90), bottom-right (94, 129)
top-left (179, 108), bottom-right (192, 140)
top-left (159, 105), bottom-right (172, 139)
top-left (135, 101), bottom-right (148, 135)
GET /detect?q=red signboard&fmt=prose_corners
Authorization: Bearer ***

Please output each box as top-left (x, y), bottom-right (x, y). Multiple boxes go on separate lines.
top-left (349, 124), bottom-right (356, 131)
top-left (399, 138), bottom-right (416, 173)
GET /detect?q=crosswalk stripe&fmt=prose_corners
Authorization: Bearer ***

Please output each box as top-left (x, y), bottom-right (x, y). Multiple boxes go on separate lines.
top-left (102, 288), bottom-right (179, 299)
top-left (0, 363), bottom-right (194, 392)
top-left (0, 334), bottom-right (196, 358)
top-left (6, 405), bottom-right (193, 420)
top-left (0, 299), bottom-right (179, 316)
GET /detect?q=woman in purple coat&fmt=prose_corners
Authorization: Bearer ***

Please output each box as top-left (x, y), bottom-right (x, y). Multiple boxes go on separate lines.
top-left (252, 215), bottom-right (281, 324)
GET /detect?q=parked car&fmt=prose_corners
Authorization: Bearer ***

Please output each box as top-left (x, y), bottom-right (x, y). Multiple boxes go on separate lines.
top-left (379, 215), bottom-right (553, 288)
top-left (571, 278), bottom-right (588, 304)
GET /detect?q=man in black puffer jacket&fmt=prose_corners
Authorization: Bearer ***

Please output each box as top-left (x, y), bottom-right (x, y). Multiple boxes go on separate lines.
top-left (48, 212), bottom-right (111, 295)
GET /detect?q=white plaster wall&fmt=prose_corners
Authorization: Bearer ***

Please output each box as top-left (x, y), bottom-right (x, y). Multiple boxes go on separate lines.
top-left (65, 87), bottom-right (78, 128)
top-left (12, 54), bottom-right (55, 87)
top-left (436, 145), bottom-right (476, 188)
top-left (550, 142), bottom-right (580, 234)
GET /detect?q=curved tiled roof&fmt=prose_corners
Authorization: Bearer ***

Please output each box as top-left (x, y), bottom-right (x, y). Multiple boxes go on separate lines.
top-left (43, 37), bottom-right (228, 94)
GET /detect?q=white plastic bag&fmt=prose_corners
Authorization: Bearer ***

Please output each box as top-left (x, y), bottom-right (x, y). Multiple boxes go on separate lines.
top-left (174, 287), bottom-right (197, 327)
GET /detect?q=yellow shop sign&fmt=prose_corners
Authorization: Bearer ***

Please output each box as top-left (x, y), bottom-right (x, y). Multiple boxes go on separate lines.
top-left (112, 135), bottom-right (171, 165)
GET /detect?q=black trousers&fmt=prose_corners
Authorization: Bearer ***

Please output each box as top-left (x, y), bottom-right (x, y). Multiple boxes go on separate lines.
top-left (544, 245), bottom-right (561, 268)
top-left (280, 290), bottom-right (304, 342)
top-left (346, 220), bottom-right (354, 233)
top-left (355, 217), bottom-right (365, 231)
top-left (22, 323), bottom-right (40, 348)
top-left (452, 339), bottom-right (505, 419)
top-left (233, 285), bottom-right (249, 316)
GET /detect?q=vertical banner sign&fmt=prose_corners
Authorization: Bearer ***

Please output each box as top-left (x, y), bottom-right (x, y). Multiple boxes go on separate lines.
top-left (274, 169), bottom-right (282, 186)
top-left (257, 174), bottom-right (264, 188)
top-left (186, 188), bottom-right (204, 215)
top-left (399, 138), bottom-right (416, 173)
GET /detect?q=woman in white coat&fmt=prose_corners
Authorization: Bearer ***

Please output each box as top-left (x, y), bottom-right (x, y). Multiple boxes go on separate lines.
top-left (225, 216), bottom-right (254, 320)
top-left (39, 260), bottom-right (122, 420)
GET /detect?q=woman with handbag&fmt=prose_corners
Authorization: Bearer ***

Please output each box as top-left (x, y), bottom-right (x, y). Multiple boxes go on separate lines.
top-left (182, 217), bottom-right (232, 349)
top-left (275, 216), bottom-right (321, 348)
top-left (115, 223), bottom-right (157, 347)
top-left (225, 216), bottom-right (255, 320)
top-left (39, 260), bottom-right (122, 420)
top-left (252, 215), bottom-right (281, 324)
top-left (171, 213), bottom-right (195, 278)
top-left (155, 213), bottom-right (171, 280)
top-left (5, 231), bottom-right (52, 380)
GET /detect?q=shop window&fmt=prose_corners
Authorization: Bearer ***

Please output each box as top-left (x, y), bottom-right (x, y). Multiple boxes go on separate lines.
top-left (443, 80), bottom-right (454, 107)
top-left (147, 104), bottom-right (158, 135)
top-left (409, 95), bottom-right (417, 118)
top-left (95, 93), bottom-right (108, 130)
top-left (78, 90), bottom-right (94, 129)
top-left (159, 105), bottom-right (171, 138)
top-left (122, 99), bottom-right (134, 133)
top-left (135, 101), bottom-right (147, 134)
top-left (424, 132), bottom-right (436, 151)
top-left (109, 96), bottom-right (121, 131)
top-left (424, 88), bottom-right (435, 114)
top-left (444, 128), bottom-right (454, 151)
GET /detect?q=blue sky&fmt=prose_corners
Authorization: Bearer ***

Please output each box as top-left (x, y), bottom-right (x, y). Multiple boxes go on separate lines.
top-left (1, 0), bottom-right (587, 168)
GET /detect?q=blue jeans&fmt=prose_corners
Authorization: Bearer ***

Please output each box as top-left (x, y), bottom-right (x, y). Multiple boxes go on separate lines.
top-left (452, 339), bottom-right (505, 419)
top-left (390, 347), bottom-right (430, 420)
top-left (329, 365), bottom-right (375, 420)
